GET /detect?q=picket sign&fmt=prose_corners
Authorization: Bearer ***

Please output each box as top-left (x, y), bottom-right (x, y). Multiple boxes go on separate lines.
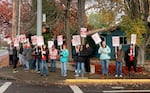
top-left (13, 37), bottom-right (19, 47)
top-left (48, 41), bottom-right (54, 48)
top-left (37, 36), bottom-right (44, 46)
top-left (80, 28), bottom-right (87, 38)
top-left (19, 34), bottom-right (26, 43)
top-left (31, 36), bottom-right (37, 45)
top-left (131, 34), bottom-right (136, 44)
top-left (112, 36), bottom-right (120, 58)
top-left (4, 37), bottom-right (11, 44)
top-left (112, 36), bottom-right (120, 47)
top-left (91, 33), bottom-right (102, 44)
top-left (57, 35), bottom-right (63, 46)
top-left (72, 35), bottom-right (81, 46)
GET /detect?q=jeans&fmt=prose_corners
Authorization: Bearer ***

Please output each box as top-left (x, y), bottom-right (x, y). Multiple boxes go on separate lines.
top-left (116, 62), bottom-right (122, 75)
top-left (25, 60), bottom-right (30, 70)
top-left (9, 55), bottom-right (13, 65)
top-left (85, 58), bottom-right (90, 72)
top-left (101, 60), bottom-right (109, 75)
top-left (128, 61), bottom-right (137, 72)
top-left (40, 60), bottom-right (49, 75)
top-left (50, 59), bottom-right (56, 71)
top-left (19, 54), bottom-right (23, 65)
top-left (61, 62), bottom-right (67, 76)
top-left (35, 58), bottom-right (41, 71)
top-left (76, 62), bottom-right (85, 77)
top-left (32, 59), bottom-right (36, 70)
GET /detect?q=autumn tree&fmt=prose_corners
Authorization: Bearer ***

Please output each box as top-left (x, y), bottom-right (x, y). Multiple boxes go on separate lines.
top-left (87, 0), bottom-right (150, 65)
top-left (0, 1), bottom-right (12, 37)
top-left (121, 0), bottom-right (150, 65)
top-left (87, 0), bottom-right (124, 29)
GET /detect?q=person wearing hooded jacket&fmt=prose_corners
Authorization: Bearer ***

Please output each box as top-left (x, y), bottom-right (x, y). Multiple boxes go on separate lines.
top-left (75, 45), bottom-right (87, 77)
top-left (98, 41), bottom-right (111, 76)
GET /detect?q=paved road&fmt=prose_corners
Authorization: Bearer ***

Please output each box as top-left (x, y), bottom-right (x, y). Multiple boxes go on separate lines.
top-left (0, 80), bottom-right (150, 93)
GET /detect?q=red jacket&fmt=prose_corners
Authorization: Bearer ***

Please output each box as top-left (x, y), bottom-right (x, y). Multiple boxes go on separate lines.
top-left (41, 50), bottom-right (46, 60)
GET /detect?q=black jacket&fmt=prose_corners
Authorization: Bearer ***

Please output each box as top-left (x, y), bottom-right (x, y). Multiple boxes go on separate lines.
top-left (13, 47), bottom-right (18, 62)
top-left (125, 46), bottom-right (138, 66)
top-left (77, 48), bottom-right (87, 62)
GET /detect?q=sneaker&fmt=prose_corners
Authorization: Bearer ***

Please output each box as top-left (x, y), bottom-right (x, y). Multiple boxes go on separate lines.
top-left (75, 70), bottom-right (77, 73)
top-left (115, 75), bottom-right (118, 77)
top-left (119, 75), bottom-right (123, 77)
top-left (13, 70), bottom-right (18, 73)
top-left (75, 74), bottom-right (79, 77)
top-left (36, 71), bottom-right (40, 73)
top-left (79, 70), bottom-right (81, 73)
top-left (64, 75), bottom-right (67, 77)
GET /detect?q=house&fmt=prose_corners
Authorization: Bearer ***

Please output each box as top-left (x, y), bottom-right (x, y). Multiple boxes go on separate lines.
top-left (87, 28), bottom-right (131, 60)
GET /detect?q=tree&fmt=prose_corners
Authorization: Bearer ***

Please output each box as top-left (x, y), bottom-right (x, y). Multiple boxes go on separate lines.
top-left (0, 1), bottom-right (12, 37)
top-left (87, 0), bottom-right (124, 30)
top-left (120, 0), bottom-right (150, 65)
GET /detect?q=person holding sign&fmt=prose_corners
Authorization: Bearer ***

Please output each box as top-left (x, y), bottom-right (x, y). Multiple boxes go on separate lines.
top-left (49, 45), bottom-right (58, 72)
top-left (125, 44), bottom-right (138, 76)
top-left (12, 46), bottom-right (19, 73)
top-left (40, 45), bottom-right (49, 76)
top-left (23, 43), bottom-right (32, 70)
top-left (85, 43), bottom-right (93, 74)
top-left (60, 44), bottom-right (69, 77)
top-left (75, 45), bottom-right (87, 77)
top-left (98, 41), bottom-right (111, 76)
top-left (115, 45), bottom-right (124, 77)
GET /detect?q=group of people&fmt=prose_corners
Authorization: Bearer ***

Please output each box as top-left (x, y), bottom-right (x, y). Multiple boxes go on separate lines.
top-left (7, 40), bottom-right (138, 78)
top-left (73, 43), bottom-right (93, 77)
top-left (7, 41), bottom-right (70, 77)
top-left (98, 41), bottom-right (138, 77)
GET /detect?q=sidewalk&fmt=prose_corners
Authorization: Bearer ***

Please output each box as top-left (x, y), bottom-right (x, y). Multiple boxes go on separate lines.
top-left (0, 62), bottom-right (150, 85)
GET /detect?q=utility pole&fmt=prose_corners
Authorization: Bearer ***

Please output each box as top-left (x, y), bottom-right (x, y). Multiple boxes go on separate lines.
top-left (37, 0), bottom-right (42, 36)
top-left (17, 0), bottom-right (21, 36)
top-left (12, 0), bottom-right (19, 39)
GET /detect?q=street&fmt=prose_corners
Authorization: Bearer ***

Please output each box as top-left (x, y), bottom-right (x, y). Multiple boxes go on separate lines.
top-left (1, 80), bottom-right (150, 93)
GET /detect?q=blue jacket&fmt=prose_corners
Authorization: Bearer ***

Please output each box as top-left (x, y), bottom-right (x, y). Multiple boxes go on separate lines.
top-left (60, 49), bottom-right (69, 62)
top-left (98, 46), bottom-right (111, 60)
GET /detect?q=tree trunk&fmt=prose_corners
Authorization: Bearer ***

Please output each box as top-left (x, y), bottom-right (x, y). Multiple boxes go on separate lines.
top-left (78, 0), bottom-right (85, 44)
top-left (12, 0), bottom-right (19, 39)
top-left (65, 0), bottom-right (72, 61)
top-left (138, 46), bottom-right (145, 66)
top-left (124, 0), bottom-right (150, 67)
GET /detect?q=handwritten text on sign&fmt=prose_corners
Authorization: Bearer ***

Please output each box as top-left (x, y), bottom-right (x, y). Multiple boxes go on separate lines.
top-left (80, 28), bottom-right (87, 37)
top-left (112, 36), bottom-right (120, 47)
top-left (91, 33), bottom-right (102, 44)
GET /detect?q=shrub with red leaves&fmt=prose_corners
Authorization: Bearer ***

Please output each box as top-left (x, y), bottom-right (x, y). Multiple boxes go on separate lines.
top-left (95, 63), bottom-right (145, 74)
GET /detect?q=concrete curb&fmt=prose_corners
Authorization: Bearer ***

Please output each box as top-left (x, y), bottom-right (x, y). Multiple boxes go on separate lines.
top-left (65, 79), bottom-right (150, 84)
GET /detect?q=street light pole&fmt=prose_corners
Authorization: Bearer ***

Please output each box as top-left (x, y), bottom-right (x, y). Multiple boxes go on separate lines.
top-left (37, 0), bottom-right (42, 36)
